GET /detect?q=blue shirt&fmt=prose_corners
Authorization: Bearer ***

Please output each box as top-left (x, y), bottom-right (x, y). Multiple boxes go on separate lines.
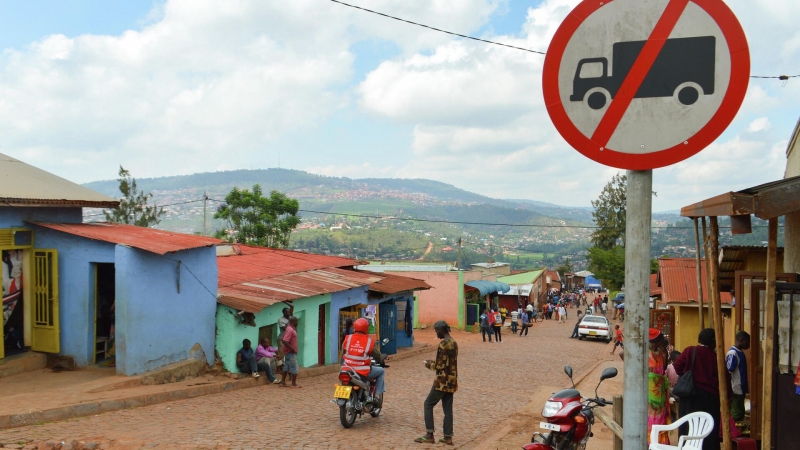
top-left (725, 346), bottom-right (748, 395)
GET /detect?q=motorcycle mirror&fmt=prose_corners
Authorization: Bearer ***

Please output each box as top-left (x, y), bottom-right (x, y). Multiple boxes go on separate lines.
top-left (600, 367), bottom-right (618, 381)
top-left (564, 365), bottom-right (573, 379)
top-left (595, 367), bottom-right (618, 399)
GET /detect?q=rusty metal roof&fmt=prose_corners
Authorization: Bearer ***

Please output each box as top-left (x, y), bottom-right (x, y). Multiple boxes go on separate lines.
top-left (365, 271), bottom-right (431, 295)
top-left (32, 222), bottom-right (221, 255)
top-left (218, 268), bottom-right (382, 313)
top-left (0, 153), bottom-right (119, 208)
top-left (650, 273), bottom-right (662, 297)
top-left (657, 258), bottom-right (732, 305)
top-left (217, 246), bottom-right (376, 313)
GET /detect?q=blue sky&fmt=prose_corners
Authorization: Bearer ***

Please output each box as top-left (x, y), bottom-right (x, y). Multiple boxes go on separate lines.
top-left (0, 0), bottom-right (797, 211)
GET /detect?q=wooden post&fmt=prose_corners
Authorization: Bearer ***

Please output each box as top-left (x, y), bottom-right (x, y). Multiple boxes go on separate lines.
top-left (613, 395), bottom-right (623, 450)
top-left (761, 218), bottom-right (778, 450)
top-left (702, 217), bottom-right (714, 328)
top-left (709, 217), bottom-right (731, 449)
top-left (693, 218), bottom-right (705, 329)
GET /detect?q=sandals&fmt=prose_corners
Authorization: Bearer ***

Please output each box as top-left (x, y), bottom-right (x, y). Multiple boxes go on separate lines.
top-left (414, 436), bottom-right (434, 444)
top-left (439, 438), bottom-right (454, 446)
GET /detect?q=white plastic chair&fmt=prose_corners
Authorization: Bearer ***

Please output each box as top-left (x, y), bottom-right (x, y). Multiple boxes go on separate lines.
top-left (648, 411), bottom-right (714, 450)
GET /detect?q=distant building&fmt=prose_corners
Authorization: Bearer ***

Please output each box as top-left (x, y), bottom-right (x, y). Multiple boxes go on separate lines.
top-left (470, 262), bottom-right (511, 276)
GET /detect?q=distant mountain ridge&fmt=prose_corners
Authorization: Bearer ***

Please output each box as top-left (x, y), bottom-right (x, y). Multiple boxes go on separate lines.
top-left (83, 168), bottom-right (593, 219)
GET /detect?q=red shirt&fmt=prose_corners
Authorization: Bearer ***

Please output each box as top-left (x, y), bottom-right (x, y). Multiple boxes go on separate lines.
top-left (673, 344), bottom-right (719, 396)
top-left (282, 325), bottom-right (298, 354)
top-left (615, 329), bottom-right (623, 341)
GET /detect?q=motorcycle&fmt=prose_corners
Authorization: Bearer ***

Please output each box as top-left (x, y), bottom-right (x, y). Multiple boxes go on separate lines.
top-left (523, 365), bottom-right (618, 450)
top-left (333, 339), bottom-right (390, 429)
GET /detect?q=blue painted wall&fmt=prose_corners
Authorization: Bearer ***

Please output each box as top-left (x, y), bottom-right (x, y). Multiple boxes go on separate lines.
top-left (33, 226), bottom-right (115, 366)
top-left (328, 286), bottom-right (370, 364)
top-left (0, 207), bottom-right (82, 228)
top-left (115, 246), bottom-right (217, 376)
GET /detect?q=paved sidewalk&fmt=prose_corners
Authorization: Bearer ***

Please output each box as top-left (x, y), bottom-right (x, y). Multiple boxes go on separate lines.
top-left (0, 315), bottom-right (609, 449)
top-left (0, 343), bottom-right (432, 431)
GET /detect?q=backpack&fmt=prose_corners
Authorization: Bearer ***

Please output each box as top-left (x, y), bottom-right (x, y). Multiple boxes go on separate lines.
top-left (494, 312), bottom-right (502, 324)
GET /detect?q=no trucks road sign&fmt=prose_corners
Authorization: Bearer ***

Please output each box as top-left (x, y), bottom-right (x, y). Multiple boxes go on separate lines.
top-left (542, 0), bottom-right (750, 170)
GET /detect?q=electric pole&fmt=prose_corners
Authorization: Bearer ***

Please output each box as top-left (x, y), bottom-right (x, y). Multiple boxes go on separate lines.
top-left (203, 191), bottom-right (208, 235)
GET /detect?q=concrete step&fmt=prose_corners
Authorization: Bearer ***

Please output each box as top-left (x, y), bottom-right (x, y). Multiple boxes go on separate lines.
top-left (0, 352), bottom-right (47, 379)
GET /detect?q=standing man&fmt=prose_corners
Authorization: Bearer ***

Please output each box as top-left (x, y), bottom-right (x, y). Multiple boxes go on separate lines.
top-left (491, 308), bottom-right (503, 343)
top-left (726, 331), bottom-right (750, 421)
top-left (276, 306), bottom-right (291, 368)
top-left (570, 311), bottom-right (583, 338)
top-left (601, 300), bottom-right (608, 317)
top-left (479, 309), bottom-right (493, 343)
top-left (415, 321), bottom-right (458, 446)
top-left (558, 304), bottom-right (567, 324)
top-left (279, 316), bottom-right (301, 388)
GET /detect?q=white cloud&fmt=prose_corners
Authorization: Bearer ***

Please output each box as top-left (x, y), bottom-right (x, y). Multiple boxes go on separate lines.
top-left (352, 0), bottom-right (799, 210)
top-left (0, 0), bottom-right (797, 214)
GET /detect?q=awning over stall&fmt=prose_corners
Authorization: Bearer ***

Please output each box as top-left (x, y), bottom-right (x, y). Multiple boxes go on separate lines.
top-left (464, 280), bottom-right (511, 297)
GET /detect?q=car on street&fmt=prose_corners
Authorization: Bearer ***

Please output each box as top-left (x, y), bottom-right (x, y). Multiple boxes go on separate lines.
top-left (577, 315), bottom-right (611, 342)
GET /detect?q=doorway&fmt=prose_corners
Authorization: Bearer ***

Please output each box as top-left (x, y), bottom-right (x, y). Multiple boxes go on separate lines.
top-left (94, 264), bottom-right (115, 365)
top-left (317, 304), bottom-right (326, 366)
top-left (2, 249), bottom-right (26, 357)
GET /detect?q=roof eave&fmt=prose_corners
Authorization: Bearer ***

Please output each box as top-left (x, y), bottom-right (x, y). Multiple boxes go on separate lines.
top-left (680, 192), bottom-right (753, 218)
top-left (1, 198), bottom-right (120, 208)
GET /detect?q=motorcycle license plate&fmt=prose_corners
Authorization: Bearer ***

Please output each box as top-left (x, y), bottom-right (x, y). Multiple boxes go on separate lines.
top-left (540, 422), bottom-right (560, 432)
top-left (589, 331), bottom-right (597, 335)
top-left (333, 385), bottom-right (352, 399)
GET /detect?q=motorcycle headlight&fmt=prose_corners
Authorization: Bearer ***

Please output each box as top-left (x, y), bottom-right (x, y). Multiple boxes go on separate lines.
top-left (542, 401), bottom-right (563, 418)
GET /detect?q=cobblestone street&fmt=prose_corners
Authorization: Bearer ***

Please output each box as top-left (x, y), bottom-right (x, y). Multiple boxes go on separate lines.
top-left (0, 309), bottom-right (615, 450)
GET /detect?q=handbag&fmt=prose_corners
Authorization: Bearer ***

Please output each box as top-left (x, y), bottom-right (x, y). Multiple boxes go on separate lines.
top-left (672, 346), bottom-right (697, 397)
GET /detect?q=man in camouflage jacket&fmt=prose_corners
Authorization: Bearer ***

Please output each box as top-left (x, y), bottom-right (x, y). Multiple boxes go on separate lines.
top-left (414, 320), bottom-right (458, 446)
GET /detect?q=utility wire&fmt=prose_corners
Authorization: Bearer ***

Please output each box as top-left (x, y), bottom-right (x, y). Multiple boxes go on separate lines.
top-left (328, 0), bottom-right (546, 55)
top-left (83, 198), bottom-right (204, 217)
top-left (328, 0), bottom-right (796, 81)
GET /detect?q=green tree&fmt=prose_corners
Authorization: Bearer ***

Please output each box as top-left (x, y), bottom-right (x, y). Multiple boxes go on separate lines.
top-left (587, 246), bottom-right (626, 290)
top-left (590, 173), bottom-right (627, 250)
top-left (556, 258), bottom-right (574, 274)
top-left (214, 184), bottom-right (300, 248)
top-left (104, 166), bottom-right (165, 227)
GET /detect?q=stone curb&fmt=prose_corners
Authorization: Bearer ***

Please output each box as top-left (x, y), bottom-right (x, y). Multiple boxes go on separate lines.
top-left (0, 343), bottom-right (432, 431)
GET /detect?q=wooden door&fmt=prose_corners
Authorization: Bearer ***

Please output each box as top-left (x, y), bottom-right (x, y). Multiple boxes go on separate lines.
top-left (31, 249), bottom-right (59, 353)
top-left (317, 304), bottom-right (325, 366)
top-left (747, 282), bottom-right (765, 440)
top-left (650, 308), bottom-right (675, 346)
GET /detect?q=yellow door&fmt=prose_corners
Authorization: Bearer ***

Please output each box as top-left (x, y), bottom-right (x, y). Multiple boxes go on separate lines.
top-left (31, 249), bottom-right (59, 353)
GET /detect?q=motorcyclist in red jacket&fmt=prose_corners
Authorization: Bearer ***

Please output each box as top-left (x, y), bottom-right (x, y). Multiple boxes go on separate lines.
top-left (342, 318), bottom-right (387, 400)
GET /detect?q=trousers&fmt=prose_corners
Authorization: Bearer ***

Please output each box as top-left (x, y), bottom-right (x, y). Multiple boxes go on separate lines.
top-left (424, 389), bottom-right (454, 437)
top-left (367, 366), bottom-right (386, 395)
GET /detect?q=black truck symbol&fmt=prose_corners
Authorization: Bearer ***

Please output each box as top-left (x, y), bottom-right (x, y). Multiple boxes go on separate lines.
top-left (570, 36), bottom-right (715, 109)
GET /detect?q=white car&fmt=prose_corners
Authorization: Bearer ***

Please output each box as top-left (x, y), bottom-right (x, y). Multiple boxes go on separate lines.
top-left (577, 315), bottom-right (612, 342)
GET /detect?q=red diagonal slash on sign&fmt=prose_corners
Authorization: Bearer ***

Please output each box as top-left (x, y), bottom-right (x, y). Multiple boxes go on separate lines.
top-left (591, 0), bottom-right (690, 147)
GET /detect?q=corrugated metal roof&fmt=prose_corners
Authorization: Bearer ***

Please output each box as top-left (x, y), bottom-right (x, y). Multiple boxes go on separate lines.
top-left (218, 268), bottom-right (382, 313)
top-left (32, 222), bottom-right (221, 255)
top-left (497, 269), bottom-right (545, 285)
top-left (217, 246), bottom-right (373, 313)
top-left (365, 272), bottom-right (431, 294)
top-left (650, 273), bottom-right (662, 297)
top-left (0, 154), bottom-right (119, 208)
top-left (658, 258), bottom-right (732, 305)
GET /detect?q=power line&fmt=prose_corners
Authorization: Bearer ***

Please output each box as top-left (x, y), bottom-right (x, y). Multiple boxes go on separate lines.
top-left (83, 198), bottom-right (205, 217)
top-left (328, 0), bottom-right (796, 81)
top-left (328, 0), bottom-right (545, 55)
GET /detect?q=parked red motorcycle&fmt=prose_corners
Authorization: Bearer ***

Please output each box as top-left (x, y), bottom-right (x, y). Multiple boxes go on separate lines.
top-left (523, 365), bottom-right (617, 450)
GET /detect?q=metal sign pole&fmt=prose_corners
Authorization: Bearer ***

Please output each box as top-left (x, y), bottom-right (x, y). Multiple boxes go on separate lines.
top-left (622, 169), bottom-right (652, 450)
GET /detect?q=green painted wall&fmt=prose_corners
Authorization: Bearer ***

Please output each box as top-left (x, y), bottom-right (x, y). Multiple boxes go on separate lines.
top-left (215, 293), bottom-right (333, 372)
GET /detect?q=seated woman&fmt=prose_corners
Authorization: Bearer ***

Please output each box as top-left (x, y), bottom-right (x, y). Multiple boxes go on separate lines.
top-left (255, 338), bottom-right (280, 383)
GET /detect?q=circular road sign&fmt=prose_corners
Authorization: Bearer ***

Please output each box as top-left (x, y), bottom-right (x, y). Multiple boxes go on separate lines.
top-left (542, 0), bottom-right (750, 170)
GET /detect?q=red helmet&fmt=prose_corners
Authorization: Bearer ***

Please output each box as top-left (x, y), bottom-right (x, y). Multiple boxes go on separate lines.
top-left (354, 318), bottom-right (369, 334)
